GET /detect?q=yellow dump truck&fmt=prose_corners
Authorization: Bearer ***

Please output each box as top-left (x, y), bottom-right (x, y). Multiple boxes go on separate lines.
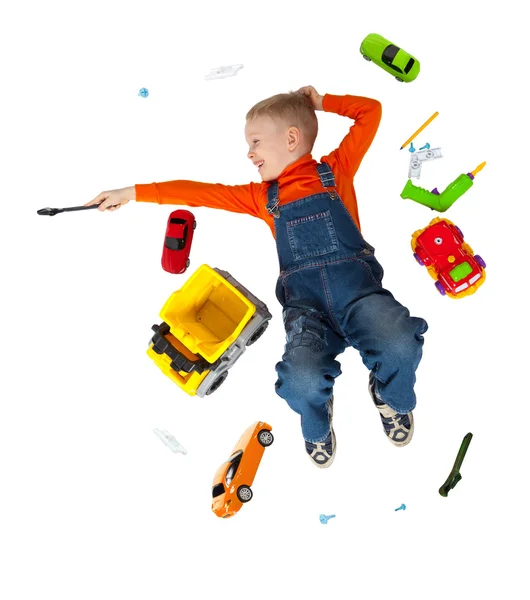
top-left (147, 264), bottom-right (272, 397)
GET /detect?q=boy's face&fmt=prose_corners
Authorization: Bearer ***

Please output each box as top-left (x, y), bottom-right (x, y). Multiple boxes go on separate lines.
top-left (245, 115), bottom-right (299, 182)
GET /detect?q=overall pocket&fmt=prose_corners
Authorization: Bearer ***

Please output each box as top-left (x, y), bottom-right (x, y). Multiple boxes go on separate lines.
top-left (286, 210), bottom-right (339, 261)
top-left (361, 252), bottom-right (385, 284)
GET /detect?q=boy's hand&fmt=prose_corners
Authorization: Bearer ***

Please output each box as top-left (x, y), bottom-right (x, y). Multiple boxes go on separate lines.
top-left (84, 186), bottom-right (136, 212)
top-left (297, 86), bottom-right (324, 111)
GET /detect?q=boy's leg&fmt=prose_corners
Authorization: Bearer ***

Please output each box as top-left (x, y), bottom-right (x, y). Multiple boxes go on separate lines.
top-left (275, 306), bottom-right (346, 467)
top-left (343, 289), bottom-right (428, 445)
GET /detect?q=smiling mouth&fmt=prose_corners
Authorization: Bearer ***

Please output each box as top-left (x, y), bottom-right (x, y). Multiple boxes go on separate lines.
top-left (256, 160), bottom-right (264, 171)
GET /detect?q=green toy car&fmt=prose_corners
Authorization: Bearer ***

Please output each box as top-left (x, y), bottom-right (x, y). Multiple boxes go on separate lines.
top-left (360, 33), bottom-right (420, 82)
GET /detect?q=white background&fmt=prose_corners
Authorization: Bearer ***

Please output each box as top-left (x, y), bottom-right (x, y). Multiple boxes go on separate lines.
top-left (1, 1), bottom-right (529, 598)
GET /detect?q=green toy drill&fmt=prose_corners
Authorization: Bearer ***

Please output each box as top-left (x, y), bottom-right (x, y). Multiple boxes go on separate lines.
top-left (401, 161), bottom-right (486, 212)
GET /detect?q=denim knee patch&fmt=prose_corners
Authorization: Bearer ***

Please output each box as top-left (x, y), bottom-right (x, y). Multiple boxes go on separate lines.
top-left (284, 309), bottom-right (327, 353)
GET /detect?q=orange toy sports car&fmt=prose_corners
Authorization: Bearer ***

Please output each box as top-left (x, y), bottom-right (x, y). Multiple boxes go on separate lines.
top-left (211, 421), bottom-right (273, 518)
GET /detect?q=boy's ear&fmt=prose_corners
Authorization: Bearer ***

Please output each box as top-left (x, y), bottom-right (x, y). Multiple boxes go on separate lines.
top-left (287, 126), bottom-right (301, 150)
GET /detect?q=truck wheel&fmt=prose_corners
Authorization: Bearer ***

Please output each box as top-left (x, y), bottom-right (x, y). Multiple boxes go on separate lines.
top-left (237, 485), bottom-right (253, 503)
top-left (150, 332), bottom-right (163, 353)
top-left (246, 322), bottom-right (269, 346)
top-left (474, 255), bottom-right (486, 269)
top-left (413, 252), bottom-right (424, 266)
top-left (435, 281), bottom-right (446, 296)
top-left (455, 226), bottom-right (464, 239)
top-left (257, 430), bottom-right (274, 447)
top-left (205, 371), bottom-right (228, 395)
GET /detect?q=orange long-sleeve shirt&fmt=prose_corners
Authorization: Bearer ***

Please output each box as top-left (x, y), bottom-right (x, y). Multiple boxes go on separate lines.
top-left (135, 94), bottom-right (382, 236)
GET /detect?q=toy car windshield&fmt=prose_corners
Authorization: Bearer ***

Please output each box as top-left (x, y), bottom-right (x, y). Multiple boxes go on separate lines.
top-left (225, 450), bottom-right (243, 485)
top-left (212, 483), bottom-right (225, 498)
top-left (165, 220), bottom-right (188, 251)
top-left (382, 45), bottom-right (403, 72)
top-left (450, 262), bottom-right (473, 282)
top-left (403, 57), bottom-right (415, 74)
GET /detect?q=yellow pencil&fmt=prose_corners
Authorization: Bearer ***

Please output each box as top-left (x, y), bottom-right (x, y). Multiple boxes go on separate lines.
top-left (400, 111), bottom-right (439, 150)
top-left (470, 161), bottom-right (486, 177)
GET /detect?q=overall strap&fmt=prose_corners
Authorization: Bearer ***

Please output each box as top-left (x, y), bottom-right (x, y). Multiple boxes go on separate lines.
top-left (266, 161), bottom-right (337, 219)
top-left (316, 162), bottom-right (338, 199)
top-left (266, 180), bottom-right (281, 218)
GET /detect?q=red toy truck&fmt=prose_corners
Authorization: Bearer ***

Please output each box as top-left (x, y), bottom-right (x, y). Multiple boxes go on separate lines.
top-left (411, 217), bottom-right (486, 298)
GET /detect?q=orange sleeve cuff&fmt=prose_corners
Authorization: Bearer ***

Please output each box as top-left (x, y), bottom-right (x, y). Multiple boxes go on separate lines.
top-left (322, 93), bottom-right (337, 113)
top-left (135, 183), bottom-right (159, 203)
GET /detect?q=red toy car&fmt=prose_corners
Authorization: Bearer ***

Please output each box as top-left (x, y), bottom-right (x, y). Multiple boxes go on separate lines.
top-left (411, 217), bottom-right (486, 298)
top-left (161, 210), bottom-right (196, 274)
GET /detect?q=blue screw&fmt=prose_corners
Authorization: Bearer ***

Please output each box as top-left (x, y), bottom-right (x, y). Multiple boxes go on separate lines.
top-left (419, 142), bottom-right (431, 150)
top-left (394, 503), bottom-right (406, 511)
top-left (408, 142), bottom-right (416, 153)
top-left (138, 88), bottom-right (149, 98)
top-left (319, 513), bottom-right (336, 524)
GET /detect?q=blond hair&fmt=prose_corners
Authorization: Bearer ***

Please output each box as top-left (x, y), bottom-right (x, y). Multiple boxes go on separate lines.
top-left (246, 91), bottom-right (318, 150)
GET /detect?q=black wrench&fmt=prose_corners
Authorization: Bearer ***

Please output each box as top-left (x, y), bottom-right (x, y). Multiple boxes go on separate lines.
top-left (37, 203), bottom-right (103, 216)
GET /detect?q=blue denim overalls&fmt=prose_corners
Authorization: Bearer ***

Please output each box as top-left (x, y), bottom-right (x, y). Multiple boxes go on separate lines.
top-left (266, 162), bottom-right (428, 443)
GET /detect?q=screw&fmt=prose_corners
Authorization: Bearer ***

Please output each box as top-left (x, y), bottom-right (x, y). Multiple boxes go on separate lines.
top-left (419, 143), bottom-right (431, 150)
top-left (408, 142), bottom-right (416, 153)
top-left (138, 88), bottom-right (149, 98)
top-left (394, 503), bottom-right (406, 511)
top-left (319, 513), bottom-right (336, 524)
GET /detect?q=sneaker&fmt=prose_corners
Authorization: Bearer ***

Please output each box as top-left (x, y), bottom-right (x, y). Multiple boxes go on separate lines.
top-left (304, 396), bottom-right (336, 468)
top-left (368, 373), bottom-right (414, 447)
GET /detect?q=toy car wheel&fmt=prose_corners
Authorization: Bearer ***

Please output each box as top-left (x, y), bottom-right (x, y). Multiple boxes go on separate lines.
top-left (454, 226), bottom-right (464, 239)
top-left (193, 220), bottom-right (196, 229)
top-left (205, 371), bottom-right (228, 395)
top-left (395, 77), bottom-right (404, 82)
top-left (237, 485), bottom-right (253, 503)
top-left (413, 252), bottom-right (424, 266)
top-left (186, 258), bottom-right (190, 268)
top-left (474, 255), bottom-right (486, 269)
top-left (257, 429), bottom-right (274, 447)
top-left (435, 281), bottom-right (446, 296)
top-left (246, 322), bottom-right (269, 346)
top-left (362, 55), bottom-right (372, 61)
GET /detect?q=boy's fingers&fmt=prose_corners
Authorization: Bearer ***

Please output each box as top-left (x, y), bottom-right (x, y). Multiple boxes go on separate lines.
top-left (98, 199), bottom-right (113, 211)
top-left (298, 86), bottom-right (319, 102)
top-left (84, 194), bottom-right (102, 207)
top-left (85, 191), bottom-right (125, 212)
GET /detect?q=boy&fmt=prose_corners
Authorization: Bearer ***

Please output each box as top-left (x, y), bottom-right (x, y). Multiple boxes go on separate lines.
top-left (86, 86), bottom-right (428, 468)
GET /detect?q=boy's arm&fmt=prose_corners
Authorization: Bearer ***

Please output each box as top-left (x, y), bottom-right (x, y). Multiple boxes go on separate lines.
top-left (320, 94), bottom-right (382, 179)
top-left (134, 179), bottom-right (263, 218)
